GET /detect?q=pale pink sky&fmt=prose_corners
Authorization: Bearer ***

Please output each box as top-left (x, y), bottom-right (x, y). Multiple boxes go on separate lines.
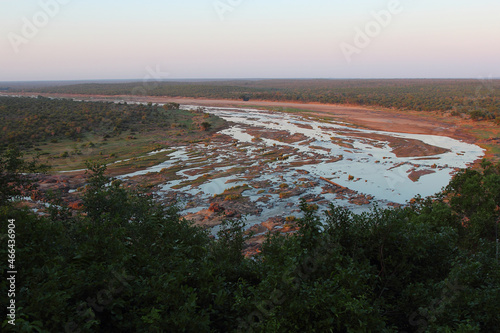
top-left (1, 0), bottom-right (499, 81)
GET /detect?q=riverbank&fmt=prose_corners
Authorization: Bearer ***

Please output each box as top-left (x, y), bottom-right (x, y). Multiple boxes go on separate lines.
top-left (5, 92), bottom-right (493, 255)
top-left (4, 91), bottom-right (498, 160)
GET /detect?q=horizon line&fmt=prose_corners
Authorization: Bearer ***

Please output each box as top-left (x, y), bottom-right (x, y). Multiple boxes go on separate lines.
top-left (1, 77), bottom-right (499, 84)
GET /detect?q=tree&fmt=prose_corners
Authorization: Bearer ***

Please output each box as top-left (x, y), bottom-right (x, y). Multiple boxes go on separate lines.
top-left (0, 146), bottom-right (48, 207)
top-left (469, 109), bottom-right (485, 121)
top-left (163, 102), bottom-right (180, 110)
top-left (200, 122), bottom-right (211, 131)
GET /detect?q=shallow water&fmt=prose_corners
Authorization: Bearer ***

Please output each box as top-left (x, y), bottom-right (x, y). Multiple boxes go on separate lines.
top-left (3, 94), bottom-right (484, 225)
top-left (181, 105), bottom-right (484, 204)
top-left (68, 102), bottom-right (486, 226)
top-left (111, 105), bottom-right (484, 227)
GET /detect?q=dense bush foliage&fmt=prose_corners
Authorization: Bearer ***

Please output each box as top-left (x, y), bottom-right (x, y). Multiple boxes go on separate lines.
top-left (0, 96), bottom-right (194, 150)
top-left (1, 149), bottom-right (499, 332)
top-left (0, 146), bottom-right (48, 207)
top-left (14, 79), bottom-right (500, 120)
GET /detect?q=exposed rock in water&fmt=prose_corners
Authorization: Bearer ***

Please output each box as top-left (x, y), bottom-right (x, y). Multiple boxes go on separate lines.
top-left (407, 169), bottom-right (436, 182)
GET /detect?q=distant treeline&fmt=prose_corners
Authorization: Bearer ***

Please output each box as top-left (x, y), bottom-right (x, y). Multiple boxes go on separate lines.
top-left (14, 79), bottom-right (500, 121)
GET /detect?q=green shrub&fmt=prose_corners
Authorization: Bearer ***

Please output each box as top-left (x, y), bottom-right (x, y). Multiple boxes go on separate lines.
top-left (1, 155), bottom-right (499, 332)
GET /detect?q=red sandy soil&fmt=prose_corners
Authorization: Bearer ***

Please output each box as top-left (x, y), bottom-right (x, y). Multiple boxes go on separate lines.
top-left (9, 92), bottom-right (495, 257)
top-left (137, 97), bottom-right (475, 142)
top-left (6, 92), bottom-right (499, 161)
top-left (3, 92), bottom-right (473, 142)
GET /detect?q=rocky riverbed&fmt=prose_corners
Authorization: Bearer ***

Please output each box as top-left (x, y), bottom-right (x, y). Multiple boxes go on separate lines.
top-left (23, 104), bottom-right (484, 253)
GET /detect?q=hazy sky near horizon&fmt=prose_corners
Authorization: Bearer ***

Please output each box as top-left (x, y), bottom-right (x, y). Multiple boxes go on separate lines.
top-left (1, 0), bottom-right (499, 81)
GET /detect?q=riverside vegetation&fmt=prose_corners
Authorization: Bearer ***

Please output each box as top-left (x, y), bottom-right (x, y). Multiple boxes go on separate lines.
top-left (10, 79), bottom-right (500, 122)
top-left (0, 96), bottom-right (226, 172)
top-left (1, 148), bottom-right (500, 332)
top-left (1, 94), bottom-right (499, 332)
